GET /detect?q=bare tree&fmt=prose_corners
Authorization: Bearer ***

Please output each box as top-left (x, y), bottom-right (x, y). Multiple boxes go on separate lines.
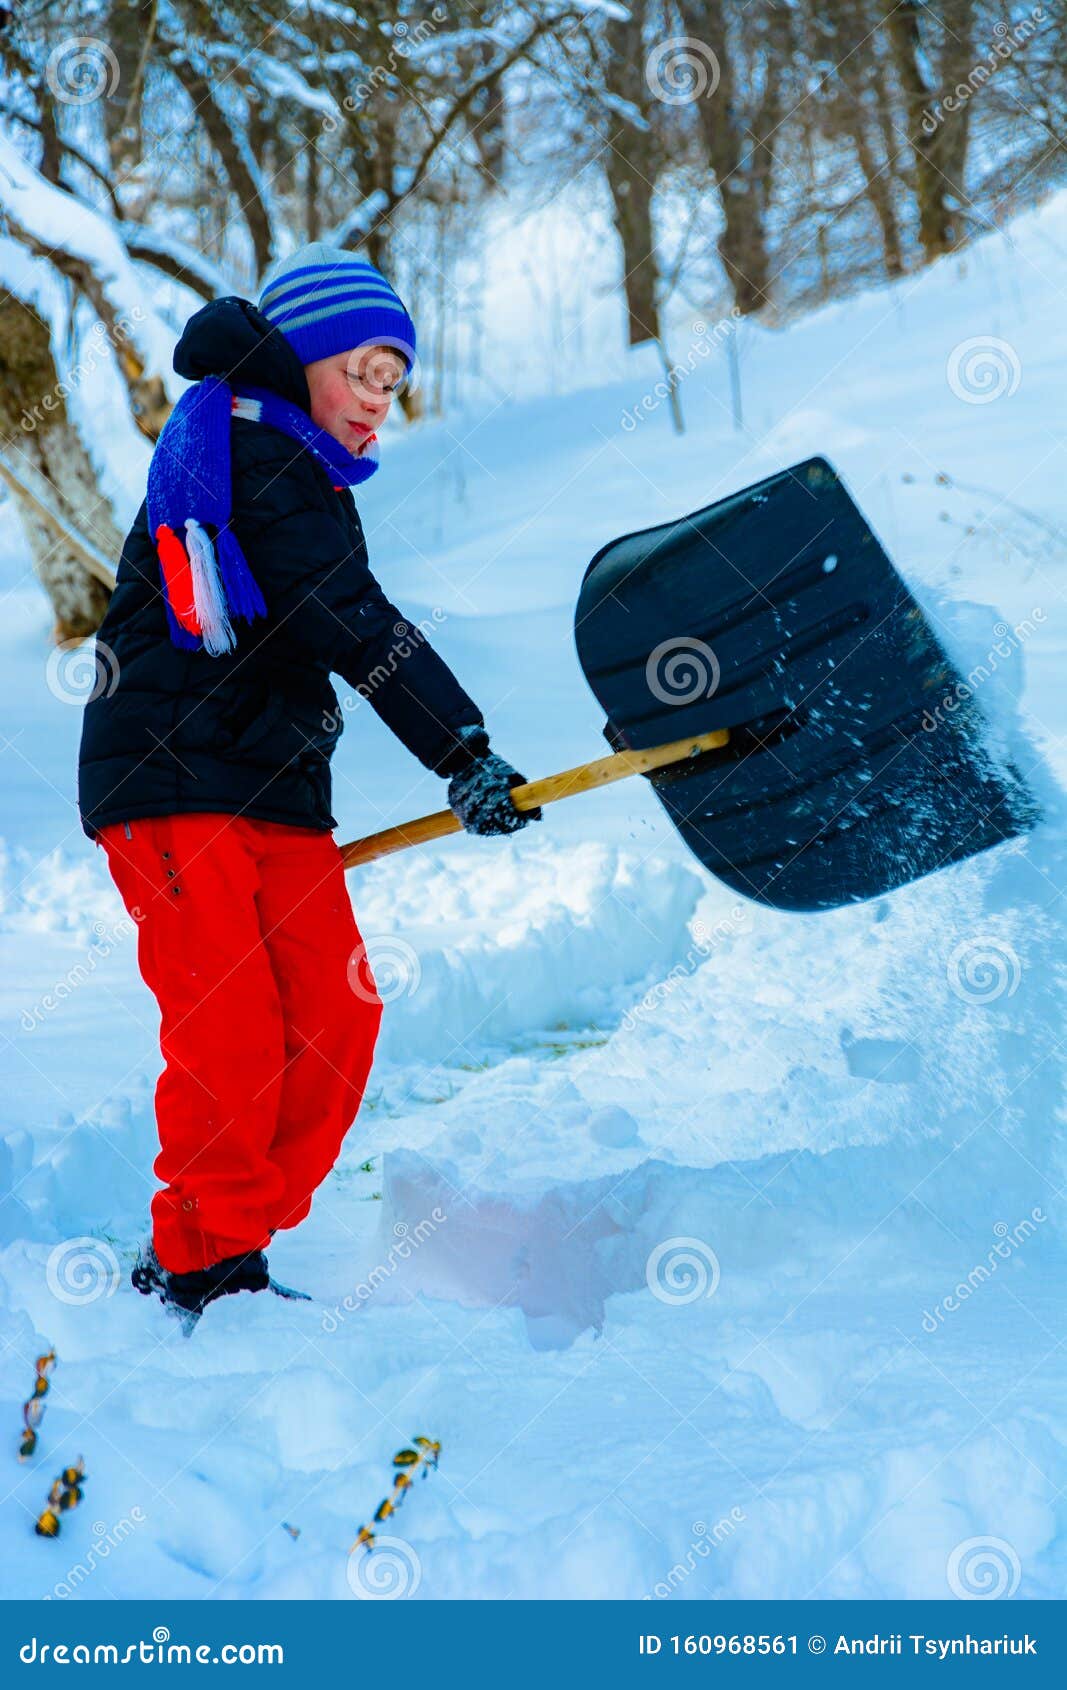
top-left (601, 0), bottom-right (664, 346)
top-left (0, 299), bottom-right (120, 641)
top-left (673, 0), bottom-right (795, 314)
top-left (882, 0), bottom-right (977, 262)
top-left (818, 2), bottom-right (905, 279)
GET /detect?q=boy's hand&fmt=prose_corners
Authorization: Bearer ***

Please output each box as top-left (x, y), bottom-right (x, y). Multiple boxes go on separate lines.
top-left (446, 733), bottom-right (542, 837)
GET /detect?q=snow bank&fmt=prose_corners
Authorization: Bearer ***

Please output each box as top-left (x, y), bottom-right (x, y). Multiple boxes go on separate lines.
top-left (354, 839), bottom-right (706, 1068)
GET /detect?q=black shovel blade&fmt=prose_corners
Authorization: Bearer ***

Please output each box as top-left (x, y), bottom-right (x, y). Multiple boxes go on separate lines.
top-left (575, 457), bottom-right (1038, 912)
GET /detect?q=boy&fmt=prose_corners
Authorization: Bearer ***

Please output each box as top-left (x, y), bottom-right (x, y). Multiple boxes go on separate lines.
top-left (77, 243), bottom-right (538, 1326)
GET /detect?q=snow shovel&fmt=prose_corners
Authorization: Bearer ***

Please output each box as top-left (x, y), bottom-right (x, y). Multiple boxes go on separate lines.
top-left (341, 457), bottom-right (1037, 910)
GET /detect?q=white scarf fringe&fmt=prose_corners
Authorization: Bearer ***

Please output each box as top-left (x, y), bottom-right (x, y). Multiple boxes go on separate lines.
top-left (185, 518), bottom-right (236, 656)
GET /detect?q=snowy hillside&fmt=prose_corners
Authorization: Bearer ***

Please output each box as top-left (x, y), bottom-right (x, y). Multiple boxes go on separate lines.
top-left (2, 192), bottom-right (1067, 1601)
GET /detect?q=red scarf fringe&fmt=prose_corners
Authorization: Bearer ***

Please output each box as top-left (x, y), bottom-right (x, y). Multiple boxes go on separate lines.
top-left (156, 524), bottom-right (202, 634)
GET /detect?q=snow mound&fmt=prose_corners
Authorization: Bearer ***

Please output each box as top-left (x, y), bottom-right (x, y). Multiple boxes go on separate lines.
top-left (354, 840), bottom-right (706, 1066)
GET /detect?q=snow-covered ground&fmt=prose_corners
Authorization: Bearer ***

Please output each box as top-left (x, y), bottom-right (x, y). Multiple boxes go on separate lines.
top-left (2, 193), bottom-right (1067, 1602)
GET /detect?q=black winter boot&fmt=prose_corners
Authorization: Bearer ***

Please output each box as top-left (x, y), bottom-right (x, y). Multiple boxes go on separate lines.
top-left (164, 1249), bottom-right (270, 1313)
top-left (131, 1238), bottom-right (269, 1323)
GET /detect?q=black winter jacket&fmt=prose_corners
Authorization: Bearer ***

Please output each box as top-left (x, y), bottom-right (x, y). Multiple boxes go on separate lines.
top-left (77, 298), bottom-right (484, 839)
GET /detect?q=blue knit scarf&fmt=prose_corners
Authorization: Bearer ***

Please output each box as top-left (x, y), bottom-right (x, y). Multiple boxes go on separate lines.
top-left (146, 375), bottom-right (379, 655)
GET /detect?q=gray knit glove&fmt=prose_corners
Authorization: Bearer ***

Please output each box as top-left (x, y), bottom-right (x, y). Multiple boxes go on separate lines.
top-left (445, 727), bottom-right (541, 837)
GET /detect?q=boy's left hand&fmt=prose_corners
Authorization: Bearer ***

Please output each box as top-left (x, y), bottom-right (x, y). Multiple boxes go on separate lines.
top-left (447, 750), bottom-right (542, 837)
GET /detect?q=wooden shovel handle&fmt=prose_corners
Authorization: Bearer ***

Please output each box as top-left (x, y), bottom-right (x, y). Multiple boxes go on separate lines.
top-left (340, 727), bottom-right (730, 869)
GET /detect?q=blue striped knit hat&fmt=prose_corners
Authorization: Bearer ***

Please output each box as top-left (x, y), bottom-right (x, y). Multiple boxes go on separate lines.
top-left (257, 242), bottom-right (417, 371)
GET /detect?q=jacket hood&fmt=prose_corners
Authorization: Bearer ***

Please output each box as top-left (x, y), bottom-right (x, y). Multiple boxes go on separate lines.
top-left (173, 296), bottom-right (311, 411)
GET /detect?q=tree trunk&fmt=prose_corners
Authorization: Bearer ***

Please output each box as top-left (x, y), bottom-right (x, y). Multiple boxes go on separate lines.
top-left (167, 48), bottom-right (275, 277)
top-left (850, 110), bottom-right (905, 278)
top-left (6, 209), bottom-right (171, 443)
top-left (104, 0), bottom-right (157, 174)
top-left (884, 0), bottom-right (976, 262)
top-left (604, 150), bottom-right (661, 345)
top-left (603, 1), bottom-right (661, 345)
top-left (676, 0), bottom-right (784, 315)
top-left (306, 139), bottom-right (320, 242)
top-left (0, 298), bottom-right (121, 641)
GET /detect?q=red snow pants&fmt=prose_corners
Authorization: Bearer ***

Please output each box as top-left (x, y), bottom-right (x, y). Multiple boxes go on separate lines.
top-left (96, 812), bottom-right (383, 1273)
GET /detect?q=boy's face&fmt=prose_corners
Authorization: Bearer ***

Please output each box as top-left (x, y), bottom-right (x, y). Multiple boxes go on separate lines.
top-left (303, 343), bottom-right (407, 452)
